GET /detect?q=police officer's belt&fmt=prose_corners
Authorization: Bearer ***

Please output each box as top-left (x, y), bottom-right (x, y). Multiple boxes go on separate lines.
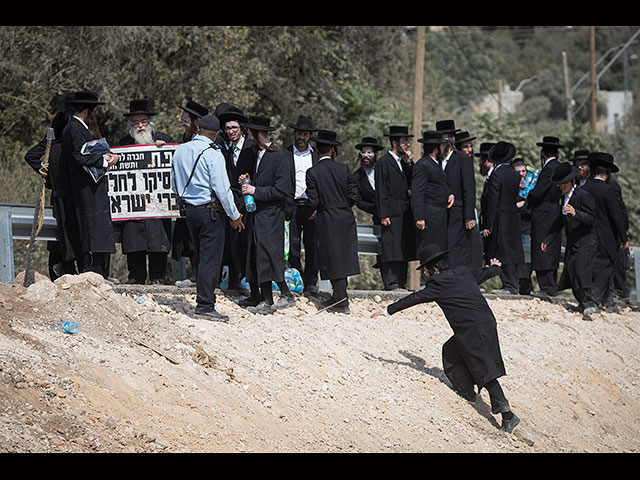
top-left (184, 200), bottom-right (223, 212)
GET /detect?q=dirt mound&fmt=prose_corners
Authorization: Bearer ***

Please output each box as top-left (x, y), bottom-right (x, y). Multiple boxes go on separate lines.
top-left (1, 272), bottom-right (639, 452)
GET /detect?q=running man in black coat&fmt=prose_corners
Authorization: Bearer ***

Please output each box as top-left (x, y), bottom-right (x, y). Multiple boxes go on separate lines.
top-left (372, 243), bottom-right (520, 433)
top-left (305, 130), bottom-right (361, 313)
top-left (541, 163), bottom-right (598, 318)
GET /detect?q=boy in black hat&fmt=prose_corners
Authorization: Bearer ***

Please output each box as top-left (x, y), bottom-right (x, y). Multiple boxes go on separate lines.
top-left (305, 130), bottom-right (361, 313)
top-left (372, 244), bottom-right (520, 434)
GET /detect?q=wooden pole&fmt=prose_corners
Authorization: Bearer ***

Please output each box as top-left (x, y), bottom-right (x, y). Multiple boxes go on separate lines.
top-left (498, 79), bottom-right (503, 118)
top-left (409, 26), bottom-right (425, 291)
top-left (562, 51), bottom-right (572, 124)
top-left (590, 26), bottom-right (597, 131)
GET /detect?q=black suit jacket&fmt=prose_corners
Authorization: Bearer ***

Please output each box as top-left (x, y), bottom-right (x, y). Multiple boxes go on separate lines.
top-left (353, 166), bottom-right (379, 224)
top-left (219, 136), bottom-right (258, 211)
top-left (284, 144), bottom-right (319, 219)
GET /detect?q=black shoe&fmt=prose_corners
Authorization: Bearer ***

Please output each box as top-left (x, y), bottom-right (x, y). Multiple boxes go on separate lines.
top-left (493, 288), bottom-right (516, 295)
top-left (194, 308), bottom-right (230, 323)
top-left (274, 295), bottom-right (296, 309)
top-left (501, 413), bottom-right (520, 433)
top-left (530, 290), bottom-right (551, 300)
top-left (237, 296), bottom-right (262, 308)
top-left (324, 298), bottom-right (350, 314)
top-left (303, 285), bottom-right (319, 294)
top-left (124, 278), bottom-right (142, 285)
top-left (150, 279), bottom-right (164, 285)
top-left (248, 301), bottom-right (276, 315)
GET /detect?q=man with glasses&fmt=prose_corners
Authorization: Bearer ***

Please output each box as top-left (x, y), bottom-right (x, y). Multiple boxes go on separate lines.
top-left (117, 99), bottom-right (175, 285)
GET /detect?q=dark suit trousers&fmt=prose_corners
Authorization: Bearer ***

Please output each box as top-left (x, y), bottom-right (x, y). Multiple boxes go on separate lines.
top-left (500, 264), bottom-right (520, 293)
top-left (535, 269), bottom-right (557, 295)
top-left (289, 202), bottom-right (319, 288)
top-left (127, 251), bottom-right (168, 283)
top-left (185, 205), bottom-right (225, 310)
top-left (592, 253), bottom-right (614, 306)
top-left (381, 262), bottom-right (407, 290)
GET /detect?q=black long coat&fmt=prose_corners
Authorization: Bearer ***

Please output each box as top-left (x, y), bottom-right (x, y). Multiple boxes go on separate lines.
top-left (579, 178), bottom-right (628, 264)
top-left (375, 152), bottom-right (416, 262)
top-left (62, 117), bottom-right (115, 254)
top-left (481, 163), bottom-right (524, 266)
top-left (387, 264), bottom-right (507, 389)
top-left (353, 166), bottom-right (380, 225)
top-left (527, 158), bottom-right (562, 270)
top-left (117, 132), bottom-right (175, 254)
top-left (543, 186), bottom-right (596, 291)
top-left (305, 157), bottom-right (361, 281)
top-left (444, 151), bottom-right (476, 267)
top-left (25, 134), bottom-right (82, 263)
top-left (245, 147), bottom-right (291, 284)
top-left (411, 154), bottom-right (451, 252)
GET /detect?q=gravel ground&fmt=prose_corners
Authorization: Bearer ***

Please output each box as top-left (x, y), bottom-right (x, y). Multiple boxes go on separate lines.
top-left (1, 271), bottom-right (639, 453)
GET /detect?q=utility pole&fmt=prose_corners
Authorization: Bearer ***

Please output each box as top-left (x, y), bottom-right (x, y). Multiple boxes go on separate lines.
top-left (590, 26), bottom-right (597, 130)
top-left (409, 25), bottom-right (425, 291)
top-left (562, 51), bottom-right (571, 124)
top-left (498, 79), bottom-right (503, 118)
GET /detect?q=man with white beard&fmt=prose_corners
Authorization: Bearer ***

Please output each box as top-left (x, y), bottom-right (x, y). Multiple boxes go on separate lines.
top-left (118, 99), bottom-right (175, 285)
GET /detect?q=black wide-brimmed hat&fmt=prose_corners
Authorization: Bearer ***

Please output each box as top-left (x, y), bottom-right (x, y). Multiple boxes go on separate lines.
top-left (572, 150), bottom-right (590, 163)
top-left (123, 99), bottom-right (157, 117)
top-left (242, 115), bottom-right (277, 132)
top-left (552, 162), bottom-right (579, 185)
top-left (216, 104), bottom-right (248, 125)
top-left (417, 130), bottom-right (447, 145)
top-left (454, 130), bottom-right (476, 144)
top-left (179, 100), bottom-right (208, 119)
top-left (416, 244), bottom-right (449, 270)
top-left (474, 142), bottom-right (496, 157)
top-left (384, 125), bottom-right (414, 138)
top-left (311, 129), bottom-right (342, 146)
top-left (588, 151), bottom-right (619, 173)
top-left (69, 91), bottom-right (105, 106)
top-left (435, 119), bottom-right (461, 134)
top-left (355, 136), bottom-right (383, 151)
top-left (536, 136), bottom-right (564, 149)
top-left (488, 141), bottom-right (517, 164)
top-left (288, 115), bottom-right (317, 131)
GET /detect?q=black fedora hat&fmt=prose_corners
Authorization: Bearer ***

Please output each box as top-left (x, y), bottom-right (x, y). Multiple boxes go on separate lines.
top-left (311, 129), bottom-right (342, 146)
top-left (536, 136), bottom-right (564, 149)
top-left (572, 150), bottom-right (590, 163)
top-left (474, 142), bottom-right (496, 157)
top-left (288, 115), bottom-right (317, 131)
top-left (454, 130), bottom-right (476, 144)
top-left (552, 162), bottom-right (579, 185)
top-left (123, 99), bottom-right (157, 117)
top-left (588, 151), bottom-right (619, 173)
top-left (355, 136), bottom-right (383, 151)
top-left (179, 100), bottom-right (208, 119)
top-left (216, 104), bottom-right (248, 125)
top-left (417, 130), bottom-right (447, 145)
top-left (384, 125), bottom-right (414, 138)
top-left (488, 141), bottom-right (517, 164)
top-left (415, 244), bottom-right (449, 270)
top-left (69, 90), bottom-right (105, 106)
top-left (242, 115), bottom-right (277, 132)
top-left (435, 119), bottom-right (461, 134)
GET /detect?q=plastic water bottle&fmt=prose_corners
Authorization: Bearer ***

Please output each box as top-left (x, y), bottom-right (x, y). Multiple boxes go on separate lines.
top-left (50, 321), bottom-right (81, 334)
top-left (243, 177), bottom-right (256, 212)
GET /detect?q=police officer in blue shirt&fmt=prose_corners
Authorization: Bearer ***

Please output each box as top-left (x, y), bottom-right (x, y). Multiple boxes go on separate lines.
top-left (171, 114), bottom-right (244, 322)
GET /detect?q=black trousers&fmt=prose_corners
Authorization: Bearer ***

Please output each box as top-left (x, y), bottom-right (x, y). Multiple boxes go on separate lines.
top-left (442, 336), bottom-right (510, 414)
top-left (82, 252), bottom-right (109, 278)
top-left (126, 251), bottom-right (168, 283)
top-left (591, 253), bottom-right (614, 307)
top-left (500, 263), bottom-right (519, 293)
top-left (517, 262), bottom-right (533, 295)
top-left (288, 203), bottom-right (319, 289)
top-left (185, 205), bottom-right (226, 311)
top-left (535, 269), bottom-right (557, 295)
top-left (330, 277), bottom-right (348, 305)
top-left (380, 261), bottom-right (407, 290)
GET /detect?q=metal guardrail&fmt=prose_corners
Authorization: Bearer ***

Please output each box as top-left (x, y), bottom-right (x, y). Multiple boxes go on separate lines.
top-left (1, 203), bottom-right (637, 301)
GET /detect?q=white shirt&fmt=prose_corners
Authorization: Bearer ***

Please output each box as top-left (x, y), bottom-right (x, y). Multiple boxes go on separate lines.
top-left (441, 150), bottom-right (453, 171)
top-left (255, 142), bottom-right (272, 173)
top-left (562, 185), bottom-right (576, 215)
top-left (389, 150), bottom-right (403, 171)
top-left (231, 135), bottom-right (245, 167)
top-left (293, 144), bottom-right (314, 199)
top-left (364, 166), bottom-right (375, 190)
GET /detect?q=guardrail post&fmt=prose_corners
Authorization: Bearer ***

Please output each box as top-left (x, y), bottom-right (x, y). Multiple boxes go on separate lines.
top-left (0, 209), bottom-right (15, 283)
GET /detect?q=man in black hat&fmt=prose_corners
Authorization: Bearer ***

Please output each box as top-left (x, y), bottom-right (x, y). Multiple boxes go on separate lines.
top-left (481, 142), bottom-right (524, 295)
top-left (372, 244), bottom-right (520, 434)
top-left (512, 157), bottom-right (534, 295)
top-left (527, 136), bottom-right (564, 299)
top-left (62, 90), bottom-right (119, 278)
top-left (580, 152), bottom-right (629, 311)
top-left (215, 103), bottom-right (256, 291)
top-left (541, 162), bottom-right (598, 318)
top-left (305, 130), bottom-right (361, 313)
top-left (171, 114), bottom-right (244, 322)
top-left (375, 125), bottom-right (417, 291)
top-left (118, 99), bottom-right (175, 285)
top-left (173, 99), bottom-right (210, 287)
top-left (284, 115), bottom-right (320, 294)
top-left (411, 131), bottom-right (453, 259)
top-left (353, 136), bottom-right (383, 225)
top-left (239, 116), bottom-right (294, 314)
top-left (436, 121), bottom-right (477, 269)
top-left (475, 142), bottom-right (496, 268)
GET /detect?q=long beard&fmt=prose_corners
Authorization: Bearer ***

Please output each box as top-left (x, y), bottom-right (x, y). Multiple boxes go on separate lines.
top-left (130, 125), bottom-right (155, 145)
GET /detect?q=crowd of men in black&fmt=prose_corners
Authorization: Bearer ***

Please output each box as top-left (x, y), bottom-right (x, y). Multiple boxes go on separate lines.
top-left (25, 91), bottom-right (630, 325)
